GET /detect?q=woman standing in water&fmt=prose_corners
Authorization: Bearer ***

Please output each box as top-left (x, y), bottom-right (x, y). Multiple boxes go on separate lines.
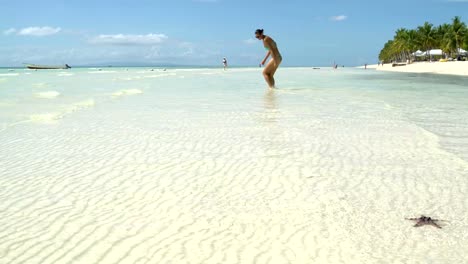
top-left (256, 29), bottom-right (282, 88)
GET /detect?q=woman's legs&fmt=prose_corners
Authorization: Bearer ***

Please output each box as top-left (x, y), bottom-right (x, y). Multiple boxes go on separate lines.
top-left (263, 60), bottom-right (278, 88)
top-left (263, 59), bottom-right (281, 88)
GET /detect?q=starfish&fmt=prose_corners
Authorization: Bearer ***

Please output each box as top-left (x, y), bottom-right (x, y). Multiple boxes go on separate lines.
top-left (405, 215), bottom-right (445, 229)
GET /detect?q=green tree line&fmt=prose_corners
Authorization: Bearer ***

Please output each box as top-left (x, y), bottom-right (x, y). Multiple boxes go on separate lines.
top-left (379, 16), bottom-right (468, 63)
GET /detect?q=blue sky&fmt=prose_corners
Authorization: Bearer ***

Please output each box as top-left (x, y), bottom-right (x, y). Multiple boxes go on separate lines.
top-left (1, 0), bottom-right (467, 66)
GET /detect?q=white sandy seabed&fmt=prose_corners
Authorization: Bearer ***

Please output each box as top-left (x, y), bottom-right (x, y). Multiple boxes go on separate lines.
top-left (0, 68), bottom-right (468, 264)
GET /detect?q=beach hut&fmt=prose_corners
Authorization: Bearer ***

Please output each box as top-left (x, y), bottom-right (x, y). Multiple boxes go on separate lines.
top-left (421, 49), bottom-right (445, 61)
top-left (422, 49), bottom-right (444, 56)
top-left (412, 50), bottom-right (424, 57)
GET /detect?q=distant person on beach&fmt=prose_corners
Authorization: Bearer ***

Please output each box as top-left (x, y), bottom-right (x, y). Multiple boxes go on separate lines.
top-left (223, 58), bottom-right (228, 70)
top-left (256, 29), bottom-right (282, 88)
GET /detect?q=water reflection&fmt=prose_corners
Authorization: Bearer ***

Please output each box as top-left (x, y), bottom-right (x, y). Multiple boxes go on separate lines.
top-left (263, 89), bottom-right (279, 123)
top-left (264, 89), bottom-right (277, 108)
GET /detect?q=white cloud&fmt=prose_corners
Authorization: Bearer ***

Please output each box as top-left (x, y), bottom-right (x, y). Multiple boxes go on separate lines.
top-left (17, 26), bottom-right (61, 36)
top-left (0, 36), bottom-right (224, 66)
top-left (243, 38), bottom-right (257, 45)
top-left (90, 33), bottom-right (168, 45)
top-left (330, 15), bottom-right (348, 21)
top-left (3, 28), bottom-right (16, 35)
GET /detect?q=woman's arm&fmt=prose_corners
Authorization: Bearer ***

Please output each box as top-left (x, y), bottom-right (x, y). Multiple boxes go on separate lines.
top-left (261, 51), bottom-right (271, 65)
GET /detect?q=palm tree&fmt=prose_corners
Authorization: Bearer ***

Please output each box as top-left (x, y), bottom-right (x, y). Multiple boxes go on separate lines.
top-left (393, 28), bottom-right (409, 61)
top-left (389, 28), bottom-right (420, 63)
top-left (464, 34), bottom-right (468, 50)
top-left (379, 40), bottom-right (395, 63)
top-left (436, 23), bottom-right (455, 57)
top-left (417, 22), bottom-right (436, 60)
top-left (451, 16), bottom-right (467, 55)
top-left (379, 17), bottom-right (468, 62)
top-left (407, 29), bottom-right (420, 61)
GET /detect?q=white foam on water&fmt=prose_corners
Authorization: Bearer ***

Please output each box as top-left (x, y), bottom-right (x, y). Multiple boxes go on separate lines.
top-left (35, 91), bottom-right (61, 99)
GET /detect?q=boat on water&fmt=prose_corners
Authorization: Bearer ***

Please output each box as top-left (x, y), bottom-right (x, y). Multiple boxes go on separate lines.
top-left (25, 64), bottom-right (71, 70)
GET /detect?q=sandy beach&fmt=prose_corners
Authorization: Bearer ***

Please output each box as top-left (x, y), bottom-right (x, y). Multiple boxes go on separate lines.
top-left (359, 61), bottom-right (468, 76)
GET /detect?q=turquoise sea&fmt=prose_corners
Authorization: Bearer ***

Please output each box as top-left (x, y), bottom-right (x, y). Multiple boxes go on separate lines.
top-left (0, 67), bottom-right (467, 263)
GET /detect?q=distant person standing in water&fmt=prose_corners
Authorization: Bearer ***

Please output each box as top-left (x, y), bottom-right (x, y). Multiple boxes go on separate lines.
top-left (256, 29), bottom-right (282, 88)
top-left (223, 57), bottom-right (228, 70)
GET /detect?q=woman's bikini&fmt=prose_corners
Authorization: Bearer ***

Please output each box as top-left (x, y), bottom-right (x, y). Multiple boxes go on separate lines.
top-left (264, 37), bottom-right (282, 62)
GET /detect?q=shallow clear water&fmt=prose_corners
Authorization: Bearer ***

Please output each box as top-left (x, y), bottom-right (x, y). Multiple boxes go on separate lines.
top-left (0, 67), bottom-right (467, 263)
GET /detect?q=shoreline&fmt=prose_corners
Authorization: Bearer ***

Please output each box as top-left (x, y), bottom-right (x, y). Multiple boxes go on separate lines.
top-left (358, 61), bottom-right (468, 76)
